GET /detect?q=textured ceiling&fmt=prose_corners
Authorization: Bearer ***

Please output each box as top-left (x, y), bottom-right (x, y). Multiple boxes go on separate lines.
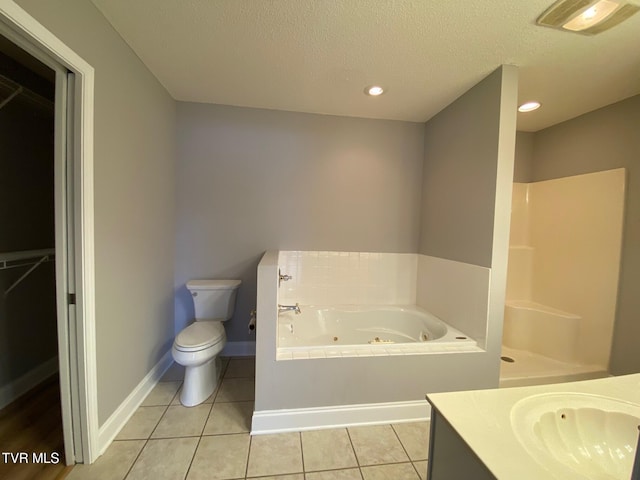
top-left (90, 0), bottom-right (640, 131)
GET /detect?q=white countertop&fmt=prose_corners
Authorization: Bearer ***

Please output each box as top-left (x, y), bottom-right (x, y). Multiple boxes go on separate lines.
top-left (427, 374), bottom-right (640, 480)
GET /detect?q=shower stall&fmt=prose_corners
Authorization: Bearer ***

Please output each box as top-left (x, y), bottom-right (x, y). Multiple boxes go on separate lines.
top-left (500, 168), bottom-right (625, 387)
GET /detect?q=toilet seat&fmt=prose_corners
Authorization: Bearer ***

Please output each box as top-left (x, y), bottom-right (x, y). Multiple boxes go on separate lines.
top-left (174, 321), bottom-right (225, 352)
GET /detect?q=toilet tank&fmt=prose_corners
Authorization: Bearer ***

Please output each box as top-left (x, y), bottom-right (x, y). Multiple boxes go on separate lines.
top-left (186, 280), bottom-right (241, 321)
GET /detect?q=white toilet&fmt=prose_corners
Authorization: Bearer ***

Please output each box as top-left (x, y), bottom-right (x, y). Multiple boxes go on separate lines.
top-left (172, 279), bottom-right (241, 407)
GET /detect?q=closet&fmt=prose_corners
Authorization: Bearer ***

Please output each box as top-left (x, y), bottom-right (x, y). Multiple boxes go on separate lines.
top-left (0, 37), bottom-right (67, 479)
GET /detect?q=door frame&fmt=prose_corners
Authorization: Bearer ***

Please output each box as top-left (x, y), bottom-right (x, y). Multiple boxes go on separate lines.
top-left (0, 0), bottom-right (97, 464)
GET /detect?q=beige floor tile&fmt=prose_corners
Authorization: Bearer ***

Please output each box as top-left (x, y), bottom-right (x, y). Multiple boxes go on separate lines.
top-left (159, 362), bottom-right (184, 382)
top-left (361, 463), bottom-right (421, 480)
top-left (301, 428), bottom-right (358, 471)
top-left (186, 433), bottom-right (250, 480)
top-left (203, 401), bottom-right (253, 435)
top-left (248, 475), bottom-right (303, 480)
top-left (305, 468), bottom-right (362, 480)
top-left (66, 440), bottom-right (144, 480)
top-left (115, 406), bottom-right (166, 440)
top-left (219, 356), bottom-right (230, 371)
top-left (392, 421), bottom-right (430, 461)
top-left (413, 461), bottom-right (428, 480)
top-left (141, 381), bottom-right (181, 406)
top-left (246, 432), bottom-right (303, 477)
top-left (151, 404), bottom-right (211, 438)
top-left (216, 377), bottom-right (255, 402)
top-left (224, 357), bottom-right (255, 378)
top-left (348, 425), bottom-right (409, 466)
top-left (126, 437), bottom-right (198, 480)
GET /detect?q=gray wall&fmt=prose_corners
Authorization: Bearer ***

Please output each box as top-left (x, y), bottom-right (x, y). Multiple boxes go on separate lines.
top-left (254, 67), bottom-right (518, 414)
top-left (175, 103), bottom-right (425, 341)
top-left (513, 131), bottom-right (534, 183)
top-left (419, 67), bottom-right (507, 268)
top-left (17, 0), bottom-right (177, 425)
top-left (530, 94), bottom-right (640, 375)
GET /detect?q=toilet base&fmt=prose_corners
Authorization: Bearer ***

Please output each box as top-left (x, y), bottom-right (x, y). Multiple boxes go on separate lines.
top-left (180, 356), bottom-right (222, 407)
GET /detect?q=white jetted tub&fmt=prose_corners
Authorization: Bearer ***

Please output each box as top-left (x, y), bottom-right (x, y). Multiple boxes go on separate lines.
top-left (277, 305), bottom-right (478, 359)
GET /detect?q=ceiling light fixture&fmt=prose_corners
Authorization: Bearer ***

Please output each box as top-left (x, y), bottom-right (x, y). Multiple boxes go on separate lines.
top-left (518, 101), bottom-right (541, 113)
top-left (365, 86), bottom-right (385, 96)
top-left (537, 0), bottom-right (639, 35)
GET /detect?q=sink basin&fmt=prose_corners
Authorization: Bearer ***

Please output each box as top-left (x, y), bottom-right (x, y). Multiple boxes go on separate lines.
top-left (511, 393), bottom-right (640, 480)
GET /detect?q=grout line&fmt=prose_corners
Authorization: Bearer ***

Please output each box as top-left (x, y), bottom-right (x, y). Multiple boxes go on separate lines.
top-left (135, 434), bottom-right (208, 440)
top-left (119, 381), bottom-right (181, 478)
top-left (116, 363), bottom-right (262, 480)
top-left (301, 466), bottom-right (366, 479)
top-left (390, 423), bottom-right (413, 463)
top-left (171, 381), bottom-right (183, 403)
top-left (345, 427), bottom-right (362, 468)
top-left (412, 460), bottom-right (427, 480)
top-left (146, 401), bottom-right (172, 440)
top-left (299, 431), bottom-right (305, 476)
top-left (244, 432), bottom-right (253, 479)
top-left (360, 460), bottom-right (418, 467)
top-left (122, 438), bottom-right (150, 480)
top-left (200, 432), bottom-right (249, 438)
top-left (198, 398), bottom-right (216, 437)
top-left (183, 435), bottom-right (203, 480)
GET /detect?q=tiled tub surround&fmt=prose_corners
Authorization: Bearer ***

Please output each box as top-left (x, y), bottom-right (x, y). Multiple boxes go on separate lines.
top-left (68, 358), bottom-right (430, 480)
top-left (253, 251), bottom-right (498, 434)
top-left (277, 250), bottom-right (490, 350)
top-left (278, 251), bottom-right (418, 306)
top-left (277, 252), bottom-right (481, 359)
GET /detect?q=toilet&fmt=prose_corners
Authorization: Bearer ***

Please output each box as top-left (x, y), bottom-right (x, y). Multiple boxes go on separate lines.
top-left (172, 279), bottom-right (241, 406)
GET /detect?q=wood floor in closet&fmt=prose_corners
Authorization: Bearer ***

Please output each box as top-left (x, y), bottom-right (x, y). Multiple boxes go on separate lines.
top-left (0, 375), bottom-right (73, 480)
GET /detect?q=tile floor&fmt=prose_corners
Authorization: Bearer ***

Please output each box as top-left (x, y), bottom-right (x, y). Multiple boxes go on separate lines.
top-left (68, 357), bottom-right (430, 480)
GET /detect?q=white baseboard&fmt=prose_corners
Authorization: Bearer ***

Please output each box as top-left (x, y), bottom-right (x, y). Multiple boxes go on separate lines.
top-left (251, 399), bottom-right (430, 435)
top-left (222, 341), bottom-right (256, 357)
top-left (0, 356), bottom-right (59, 410)
top-left (97, 350), bottom-right (173, 455)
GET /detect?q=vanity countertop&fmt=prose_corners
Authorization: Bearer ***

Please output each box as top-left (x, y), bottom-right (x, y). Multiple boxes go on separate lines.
top-left (426, 373), bottom-right (640, 480)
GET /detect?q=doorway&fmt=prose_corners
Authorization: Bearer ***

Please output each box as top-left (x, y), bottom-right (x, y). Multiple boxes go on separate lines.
top-left (0, 37), bottom-right (67, 479)
top-left (0, 0), bottom-right (98, 466)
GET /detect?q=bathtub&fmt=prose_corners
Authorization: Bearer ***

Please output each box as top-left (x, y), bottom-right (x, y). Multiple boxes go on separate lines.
top-left (276, 305), bottom-right (477, 360)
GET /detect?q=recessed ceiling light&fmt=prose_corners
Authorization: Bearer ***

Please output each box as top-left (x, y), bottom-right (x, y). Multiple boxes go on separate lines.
top-left (365, 86), bottom-right (385, 96)
top-left (518, 101), bottom-right (541, 113)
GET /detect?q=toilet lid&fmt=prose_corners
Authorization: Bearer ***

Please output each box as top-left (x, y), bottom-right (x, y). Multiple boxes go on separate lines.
top-left (175, 321), bottom-right (225, 351)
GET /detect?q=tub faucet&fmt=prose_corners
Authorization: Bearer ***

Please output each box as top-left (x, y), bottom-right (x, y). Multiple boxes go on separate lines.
top-left (278, 303), bottom-right (301, 315)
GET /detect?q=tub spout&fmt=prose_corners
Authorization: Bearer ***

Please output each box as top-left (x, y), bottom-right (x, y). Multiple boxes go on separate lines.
top-left (278, 303), bottom-right (301, 315)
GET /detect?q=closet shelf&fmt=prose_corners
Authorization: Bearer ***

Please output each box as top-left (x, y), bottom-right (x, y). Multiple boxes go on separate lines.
top-left (0, 248), bottom-right (55, 295)
top-left (0, 248), bottom-right (55, 264)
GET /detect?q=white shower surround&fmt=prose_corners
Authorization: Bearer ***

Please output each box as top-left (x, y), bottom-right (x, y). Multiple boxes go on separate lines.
top-left (505, 170), bottom-right (625, 370)
top-left (253, 250), bottom-right (495, 434)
